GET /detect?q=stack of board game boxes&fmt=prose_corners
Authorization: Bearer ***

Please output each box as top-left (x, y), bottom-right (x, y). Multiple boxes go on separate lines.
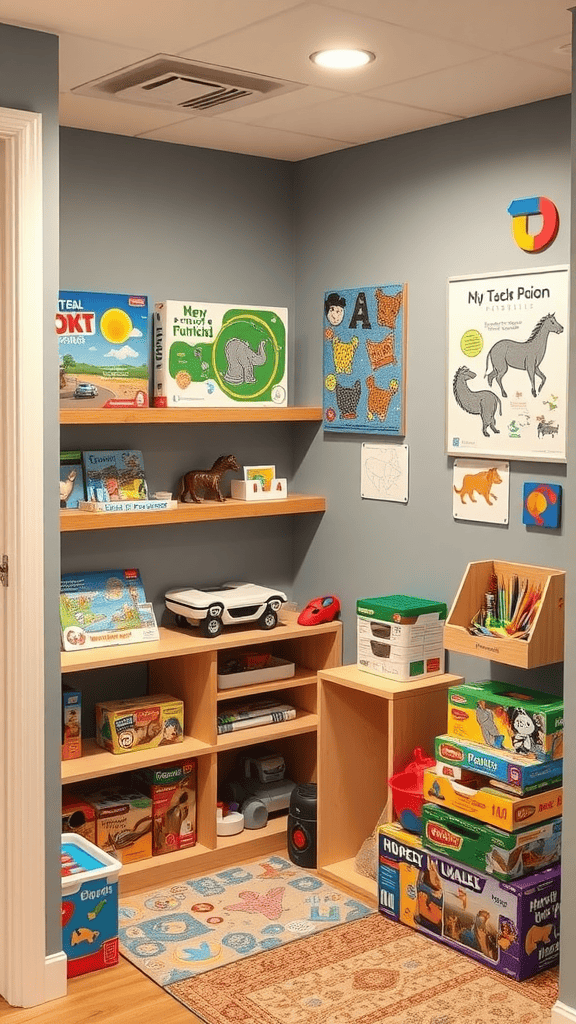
top-left (379, 680), bottom-right (563, 980)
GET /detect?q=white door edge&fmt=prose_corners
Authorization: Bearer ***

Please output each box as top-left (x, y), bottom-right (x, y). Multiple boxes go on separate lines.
top-left (0, 106), bottom-right (63, 1006)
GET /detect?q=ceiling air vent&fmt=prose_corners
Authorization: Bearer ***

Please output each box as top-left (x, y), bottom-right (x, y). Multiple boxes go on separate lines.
top-left (72, 54), bottom-right (303, 116)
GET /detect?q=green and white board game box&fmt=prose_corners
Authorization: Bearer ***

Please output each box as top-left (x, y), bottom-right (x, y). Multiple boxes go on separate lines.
top-left (153, 299), bottom-right (287, 407)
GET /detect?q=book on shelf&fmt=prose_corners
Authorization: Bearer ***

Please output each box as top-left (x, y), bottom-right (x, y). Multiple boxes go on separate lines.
top-left (60, 568), bottom-right (159, 651)
top-left (217, 698), bottom-right (297, 734)
top-left (82, 449), bottom-right (149, 503)
top-left (60, 451), bottom-right (86, 510)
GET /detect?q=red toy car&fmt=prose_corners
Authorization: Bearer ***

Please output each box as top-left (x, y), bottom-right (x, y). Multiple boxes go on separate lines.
top-left (297, 595), bottom-right (341, 626)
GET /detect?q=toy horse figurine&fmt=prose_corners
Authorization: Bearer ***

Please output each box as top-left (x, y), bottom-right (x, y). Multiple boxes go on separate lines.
top-left (178, 454), bottom-right (241, 503)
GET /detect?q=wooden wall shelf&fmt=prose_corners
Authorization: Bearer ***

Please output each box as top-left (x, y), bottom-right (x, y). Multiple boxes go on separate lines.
top-left (60, 495), bottom-right (326, 531)
top-left (60, 406), bottom-right (323, 425)
top-left (443, 559), bottom-right (565, 669)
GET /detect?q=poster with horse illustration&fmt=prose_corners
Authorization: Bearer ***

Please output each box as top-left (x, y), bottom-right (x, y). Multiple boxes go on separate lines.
top-left (323, 284), bottom-right (407, 434)
top-left (447, 266), bottom-right (569, 462)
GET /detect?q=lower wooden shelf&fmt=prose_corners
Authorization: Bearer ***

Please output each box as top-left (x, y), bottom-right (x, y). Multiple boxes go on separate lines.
top-left (318, 858), bottom-right (377, 905)
top-left (119, 815), bottom-right (289, 895)
top-left (61, 736), bottom-right (213, 784)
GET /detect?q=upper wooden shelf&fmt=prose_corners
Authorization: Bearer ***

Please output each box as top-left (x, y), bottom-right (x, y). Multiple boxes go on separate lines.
top-left (60, 406), bottom-right (323, 425)
top-left (60, 494), bottom-right (326, 531)
top-left (61, 612), bottom-right (342, 673)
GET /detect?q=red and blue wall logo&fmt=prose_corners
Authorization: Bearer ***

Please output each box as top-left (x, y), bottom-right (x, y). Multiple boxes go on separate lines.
top-left (508, 196), bottom-right (559, 252)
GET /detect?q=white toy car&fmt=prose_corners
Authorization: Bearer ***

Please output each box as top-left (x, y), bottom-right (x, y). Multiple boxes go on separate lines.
top-left (165, 582), bottom-right (287, 637)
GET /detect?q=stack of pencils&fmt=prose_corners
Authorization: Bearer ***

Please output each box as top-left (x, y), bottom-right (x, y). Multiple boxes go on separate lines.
top-left (470, 574), bottom-right (542, 640)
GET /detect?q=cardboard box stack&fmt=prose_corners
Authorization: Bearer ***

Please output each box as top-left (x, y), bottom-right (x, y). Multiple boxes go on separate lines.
top-left (379, 679), bottom-right (563, 980)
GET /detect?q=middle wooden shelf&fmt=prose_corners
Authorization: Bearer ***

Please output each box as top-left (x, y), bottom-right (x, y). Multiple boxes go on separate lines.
top-left (60, 494), bottom-right (326, 531)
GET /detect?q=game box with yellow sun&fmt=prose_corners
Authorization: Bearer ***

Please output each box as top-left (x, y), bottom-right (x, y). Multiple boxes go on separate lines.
top-left (57, 291), bottom-right (150, 409)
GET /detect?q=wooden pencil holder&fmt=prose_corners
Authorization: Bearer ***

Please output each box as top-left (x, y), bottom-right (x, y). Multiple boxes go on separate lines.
top-left (444, 560), bottom-right (565, 669)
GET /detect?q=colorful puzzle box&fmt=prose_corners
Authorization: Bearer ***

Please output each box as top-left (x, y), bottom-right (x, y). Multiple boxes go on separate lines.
top-left (82, 788), bottom-right (153, 864)
top-left (58, 291), bottom-right (150, 409)
top-left (61, 834), bottom-right (121, 978)
top-left (95, 694), bottom-right (184, 755)
top-left (434, 734), bottom-right (563, 795)
top-left (60, 568), bottom-right (159, 652)
top-left (153, 299), bottom-right (287, 407)
top-left (378, 821), bottom-right (560, 980)
top-left (421, 803), bottom-right (562, 882)
top-left (447, 680), bottom-right (563, 761)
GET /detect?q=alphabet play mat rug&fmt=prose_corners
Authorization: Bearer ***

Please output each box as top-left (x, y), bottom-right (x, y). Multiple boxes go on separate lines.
top-left (165, 914), bottom-right (559, 1024)
top-left (118, 855), bottom-right (374, 988)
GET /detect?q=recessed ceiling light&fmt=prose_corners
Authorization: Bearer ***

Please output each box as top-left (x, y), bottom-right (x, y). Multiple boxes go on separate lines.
top-left (309, 48), bottom-right (375, 70)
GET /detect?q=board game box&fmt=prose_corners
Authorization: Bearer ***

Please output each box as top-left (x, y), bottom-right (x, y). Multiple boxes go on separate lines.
top-left (60, 568), bottom-right (159, 651)
top-left (58, 291), bottom-right (150, 409)
top-left (447, 680), bottom-right (563, 761)
top-left (378, 821), bottom-right (560, 980)
top-left (421, 803), bottom-right (562, 881)
top-left (153, 299), bottom-right (287, 407)
top-left (434, 735), bottom-right (562, 795)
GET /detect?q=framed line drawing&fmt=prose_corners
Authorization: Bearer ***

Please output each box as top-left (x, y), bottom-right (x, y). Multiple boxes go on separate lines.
top-left (323, 284), bottom-right (407, 434)
top-left (446, 265), bottom-right (569, 462)
top-left (361, 443), bottom-right (409, 503)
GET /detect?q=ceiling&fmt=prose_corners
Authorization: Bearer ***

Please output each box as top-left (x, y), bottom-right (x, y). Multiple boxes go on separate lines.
top-left (0, 0), bottom-right (572, 161)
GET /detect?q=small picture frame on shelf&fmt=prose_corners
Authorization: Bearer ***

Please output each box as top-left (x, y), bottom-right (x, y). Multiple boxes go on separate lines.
top-left (232, 464), bottom-right (287, 501)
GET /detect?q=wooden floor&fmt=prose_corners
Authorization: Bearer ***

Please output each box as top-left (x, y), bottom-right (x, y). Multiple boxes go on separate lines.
top-left (0, 959), bottom-right (201, 1023)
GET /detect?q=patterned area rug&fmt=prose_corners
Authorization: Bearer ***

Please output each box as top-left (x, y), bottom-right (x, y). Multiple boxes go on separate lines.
top-left (118, 855), bottom-right (374, 987)
top-left (166, 914), bottom-right (559, 1024)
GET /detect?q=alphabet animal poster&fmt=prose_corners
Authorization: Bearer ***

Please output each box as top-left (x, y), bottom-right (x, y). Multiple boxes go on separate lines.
top-left (323, 284), bottom-right (407, 434)
top-left (447, 266), bottom-right (569, 462)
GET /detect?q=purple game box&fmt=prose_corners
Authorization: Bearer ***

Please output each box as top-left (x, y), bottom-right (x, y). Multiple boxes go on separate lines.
top-left (378, 822), bottom-right (560, 980)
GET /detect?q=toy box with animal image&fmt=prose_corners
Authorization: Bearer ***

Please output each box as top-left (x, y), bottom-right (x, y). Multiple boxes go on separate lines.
top-left (60, 569), bottom-right (159, 651)
top-left (447, 680), bottom-right (563, 761)
top-left (357, 595), bottom-right (447, 681)
top-left (82, 788), bottom-right (153, 865)
top-left (434, 735), bottom-right (563, 796)
top-left (95, 694), bottom-right (184, 755)
top-left (153, 299), bottom-right (287, 407)
top-left (61, 833), bottom-right (122, 977)
top-left (423, 767), bottom-right (563, 832)
top-left (421, 803), bottom-right (562, 882)
top-left (135, 759), bottom-right (197, 856)
top-left (62, 684), bottom-right (82, 760)
top-left (58, 291), bottom-right (150, 409)
top-left (378, 821), bottom-right (561, 980)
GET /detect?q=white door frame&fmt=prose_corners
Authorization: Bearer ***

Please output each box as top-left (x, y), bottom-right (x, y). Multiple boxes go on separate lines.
top-left (0, 106), bottom-right (66, 1006)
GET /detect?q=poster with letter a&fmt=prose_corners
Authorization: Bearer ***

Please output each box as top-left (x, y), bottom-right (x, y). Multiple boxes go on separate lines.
top-left (323, 285), bottom-right (407, 434)
top-left (447, 266), bottom-right (569, 462)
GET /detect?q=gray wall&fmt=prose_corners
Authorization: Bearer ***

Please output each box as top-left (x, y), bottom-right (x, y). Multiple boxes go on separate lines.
top-left (292, 95), bottom-right (571, 999)
top-left (0, 24), bottom-right (61, 957)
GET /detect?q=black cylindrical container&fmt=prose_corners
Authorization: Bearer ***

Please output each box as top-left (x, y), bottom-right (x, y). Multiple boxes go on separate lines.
top-left (287, 783), bottom-right (317, 868)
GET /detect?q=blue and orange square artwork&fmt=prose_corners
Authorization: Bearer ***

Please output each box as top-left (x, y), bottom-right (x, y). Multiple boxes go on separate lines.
top-left (522, 483), bottom-right (562, 528)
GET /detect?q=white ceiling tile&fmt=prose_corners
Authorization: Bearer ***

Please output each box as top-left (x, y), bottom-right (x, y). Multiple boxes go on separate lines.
top-left (368, 54), bottom-right (571, 118)
top-left (507, 34), bottom-right (572, 72)
top-left (252, 94), bottom-right (459, 143)
top-left (179, 2), bottom-right (489, 92)
top-left (313, 0), bottom-right (573, 53)
top-left (139, 115), bottom-right (353, 161)
top-left (59, 92), bottom-right (195, 136)
top-left (0, 0), bottom-right (303, 52)
top-left (58, 34), bottom-right (150, 93)
top-left (215, 86), bottom-right (346, 124)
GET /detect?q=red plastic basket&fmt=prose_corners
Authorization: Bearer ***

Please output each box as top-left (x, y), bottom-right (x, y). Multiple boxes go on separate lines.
top-left (389, 748), bottom-right (435, 834)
